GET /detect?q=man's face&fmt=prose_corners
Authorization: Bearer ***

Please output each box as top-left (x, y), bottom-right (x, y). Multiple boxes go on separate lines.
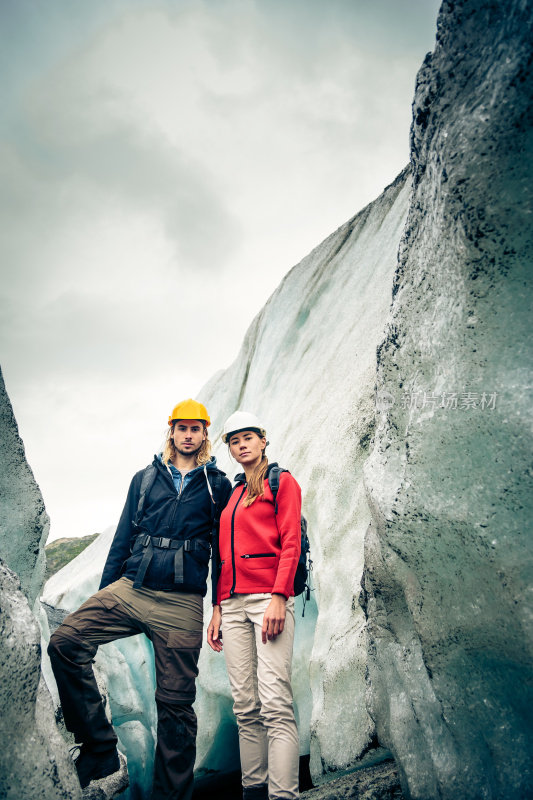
top-left (171, 419), bottom-right (206, 457)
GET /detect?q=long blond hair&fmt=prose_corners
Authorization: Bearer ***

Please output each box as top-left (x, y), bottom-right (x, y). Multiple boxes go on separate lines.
top-left (161, 423), bottom-right (212, 467)
top-left (243, 453), bottom-right (268, 507)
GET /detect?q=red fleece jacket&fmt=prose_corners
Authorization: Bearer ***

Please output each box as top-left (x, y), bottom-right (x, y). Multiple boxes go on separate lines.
top-left (217, 470), bottom-right (302, 604)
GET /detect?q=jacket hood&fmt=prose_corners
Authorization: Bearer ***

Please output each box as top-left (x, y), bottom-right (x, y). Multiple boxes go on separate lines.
top-left (155, 454), bottom-right (225, 475)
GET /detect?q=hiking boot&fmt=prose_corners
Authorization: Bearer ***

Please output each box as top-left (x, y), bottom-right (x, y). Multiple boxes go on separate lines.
top-left (73, 745), bottom-right (120, 789)
top-left (242, 784), bottom-right (269, 800)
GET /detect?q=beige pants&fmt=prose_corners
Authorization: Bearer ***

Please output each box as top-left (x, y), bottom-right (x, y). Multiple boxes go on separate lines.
top-left (221, 593), bottom-right (299, 800)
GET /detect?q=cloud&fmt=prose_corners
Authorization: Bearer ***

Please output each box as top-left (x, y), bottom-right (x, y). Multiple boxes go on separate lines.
top-left (0, 0), bottom-right (441, 540)
top-left (3, 107), bottom-right (239, 275)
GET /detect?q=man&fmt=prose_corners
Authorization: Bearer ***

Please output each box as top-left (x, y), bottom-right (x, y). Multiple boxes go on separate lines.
top-left (48, 399), bottom-right (232, 799)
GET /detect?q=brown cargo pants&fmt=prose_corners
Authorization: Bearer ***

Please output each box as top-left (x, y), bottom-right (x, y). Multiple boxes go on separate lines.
top-left (47, 577), bottom-right (203, 800)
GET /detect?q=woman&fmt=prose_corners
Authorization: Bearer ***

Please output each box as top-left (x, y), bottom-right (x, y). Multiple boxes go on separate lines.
top-left (207, 411), bottom-right (301, 800)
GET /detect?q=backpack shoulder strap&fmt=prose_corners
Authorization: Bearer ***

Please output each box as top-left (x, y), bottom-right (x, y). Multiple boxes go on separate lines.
top-left (134, 464), bottom-right (158, 526)
top-left (204, 467), bottom-right (223, 523)
top-left (268, 465), bottom-right (288, 514)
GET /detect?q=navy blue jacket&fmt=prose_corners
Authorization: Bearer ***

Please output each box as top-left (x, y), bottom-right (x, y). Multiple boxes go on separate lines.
top-left (99, 456), bottom-right (232, 596)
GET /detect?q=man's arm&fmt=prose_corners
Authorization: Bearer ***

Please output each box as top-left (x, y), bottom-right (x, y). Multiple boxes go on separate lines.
top-left (99, 471), bottom-right (143, 590)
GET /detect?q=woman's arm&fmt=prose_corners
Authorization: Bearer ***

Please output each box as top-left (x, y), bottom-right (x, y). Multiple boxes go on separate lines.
top-left (271, 471), bottom-right (302, 599)
top-left (261, 593), bottom-right (287, 642)
top-left (208, 479), bottom-right (233, 651)
top-left (261, 471), bottom-right (302, 642)
top-left (207, 604), bottom-right (223, 652)
top-left (211, 477), bottom-right (233, 604)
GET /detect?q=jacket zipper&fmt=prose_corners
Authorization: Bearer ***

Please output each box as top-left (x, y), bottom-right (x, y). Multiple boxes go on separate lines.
top-left (241, 553), bottom-right (276, 558)
top-left (230, 485), bottom-right (247, 596)
top-left (168, 489), bottom-right (183, 532)
top-left (167, 468), bottom-right (205, 532)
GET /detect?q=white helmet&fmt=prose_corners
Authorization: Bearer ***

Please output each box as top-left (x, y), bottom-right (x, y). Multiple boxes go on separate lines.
top-left (222, 411), bottom-right (267, 443)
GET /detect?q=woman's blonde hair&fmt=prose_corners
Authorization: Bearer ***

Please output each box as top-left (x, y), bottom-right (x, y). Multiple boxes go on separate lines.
top-left (243, 454), bottom-right (268, 506)
top-left (162, 423), bottom-right (212, 467)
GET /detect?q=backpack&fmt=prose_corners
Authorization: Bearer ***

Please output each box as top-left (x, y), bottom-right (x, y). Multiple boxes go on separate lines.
top-left (268, 465), bottom-right (312, 615)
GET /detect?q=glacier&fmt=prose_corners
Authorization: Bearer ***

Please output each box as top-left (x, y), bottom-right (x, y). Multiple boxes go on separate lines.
top-left (199, 167), bottom-right (412, 778)
top-left (362, 0), bottom-right (533, 797)
top-left (1, 0), bottom-right (532, 798)
top-left (41, 168), bottom-right (411, 798)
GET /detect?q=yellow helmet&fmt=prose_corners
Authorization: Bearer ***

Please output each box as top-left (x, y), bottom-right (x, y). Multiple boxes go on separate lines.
top-left (168, 399), bottom-right (211, 427)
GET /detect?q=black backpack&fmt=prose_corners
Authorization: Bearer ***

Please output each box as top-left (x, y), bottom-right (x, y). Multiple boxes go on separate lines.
top-left (268, 465), bottom-right (312, 615)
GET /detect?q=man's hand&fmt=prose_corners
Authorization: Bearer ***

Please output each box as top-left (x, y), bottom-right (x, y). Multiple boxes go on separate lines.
top-left (207, 605), bottom-right (223, 652)
top-left (262, 593), bottom-right (287, 644)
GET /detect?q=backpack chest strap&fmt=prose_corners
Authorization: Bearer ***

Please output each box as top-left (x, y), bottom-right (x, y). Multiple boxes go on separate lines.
top-left (132, 534), bottom-right (210, 589)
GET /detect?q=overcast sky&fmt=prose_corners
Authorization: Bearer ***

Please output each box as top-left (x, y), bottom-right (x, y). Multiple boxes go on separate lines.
top-left (1, 0), bottom-right (441, 543)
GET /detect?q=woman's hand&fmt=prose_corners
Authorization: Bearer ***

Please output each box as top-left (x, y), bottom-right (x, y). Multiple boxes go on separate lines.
top-left (262, 593), bottom-right (287, 643)
top-left (207, 605), bottom-right (223, 652)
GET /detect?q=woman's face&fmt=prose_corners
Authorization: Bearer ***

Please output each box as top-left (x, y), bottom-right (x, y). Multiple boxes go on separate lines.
top-left (228, 430), bottom-right (266, 469)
